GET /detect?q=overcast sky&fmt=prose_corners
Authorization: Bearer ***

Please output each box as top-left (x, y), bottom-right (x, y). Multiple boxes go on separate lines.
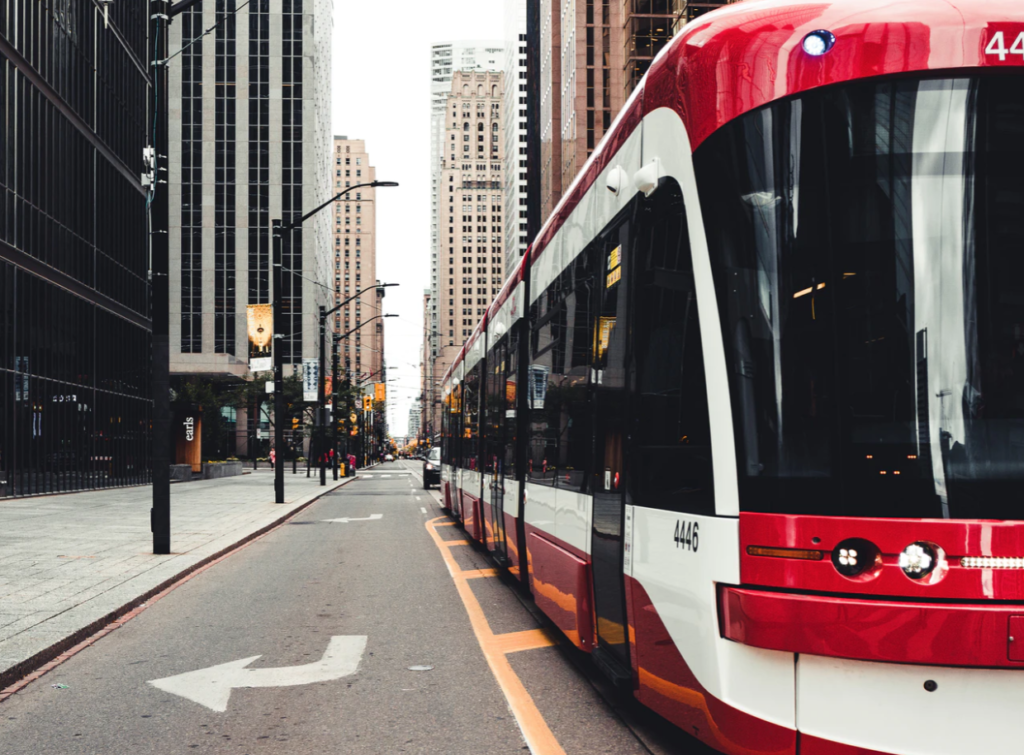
top-left (331, 0), bottom-right (506, 439)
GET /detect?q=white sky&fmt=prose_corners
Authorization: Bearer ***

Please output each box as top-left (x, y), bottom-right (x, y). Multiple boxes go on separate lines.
top-left (331, 0), bottom-right (506, 439)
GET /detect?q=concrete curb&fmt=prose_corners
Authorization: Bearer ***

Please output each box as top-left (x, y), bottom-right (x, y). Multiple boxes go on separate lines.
top-left (0, 475), bottom-right (358, 696)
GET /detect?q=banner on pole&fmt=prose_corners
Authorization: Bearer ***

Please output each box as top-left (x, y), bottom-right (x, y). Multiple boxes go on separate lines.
top-left (247, 304), bottom-right (273, 373)
top-left (302, 358), bottom-right (319, 402)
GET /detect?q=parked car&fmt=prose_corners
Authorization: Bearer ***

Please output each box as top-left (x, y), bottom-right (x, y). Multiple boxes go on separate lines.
top-left (422, 447), bottom-right (441, 489)
top-left (384, 453), bottom-right (394, 462)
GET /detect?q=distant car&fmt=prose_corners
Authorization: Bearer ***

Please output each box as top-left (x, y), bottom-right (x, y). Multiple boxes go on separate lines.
top-left (385, 453), bottom-right (394, 462)
top-left (422, 447), bottom-right (441, 489)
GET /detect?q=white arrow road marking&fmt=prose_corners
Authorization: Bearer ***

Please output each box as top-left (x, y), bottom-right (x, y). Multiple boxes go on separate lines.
top-left (322, 514), bottom-right (383, 523)
top-left (148, 635), bottom-right (367, 712)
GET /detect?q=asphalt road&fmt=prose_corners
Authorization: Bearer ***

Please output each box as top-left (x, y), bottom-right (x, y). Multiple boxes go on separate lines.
top-left (0, 461), bottom-right (713, 755)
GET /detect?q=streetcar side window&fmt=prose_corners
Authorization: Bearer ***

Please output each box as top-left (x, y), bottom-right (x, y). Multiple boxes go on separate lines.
top-left (448, 381), bottom-right (463, 469)
top-left (483, 327), bottom-right (519, 481)
top-left (462, 364), bottom-right (481, 471)
top-left (629, 181), bottom-right (714, 515)
top-left (504, 322), bottom-right (519, 481)
top-left (527, 253), bottom-right (594, 491)
top-left (483, 337), bottom-right (506, 476)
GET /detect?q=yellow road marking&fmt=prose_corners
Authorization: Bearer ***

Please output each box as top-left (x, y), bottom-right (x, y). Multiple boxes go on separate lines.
top-left (426, 517), bottom-right (567, 755)
top-left (486, 629), bottom-right (557, 655)
top-left (462, 568), bottom-right (499, 579)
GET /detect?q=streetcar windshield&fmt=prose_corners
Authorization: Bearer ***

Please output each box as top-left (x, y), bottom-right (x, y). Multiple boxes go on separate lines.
top-left (696, 74), bottom-right (1024, 519)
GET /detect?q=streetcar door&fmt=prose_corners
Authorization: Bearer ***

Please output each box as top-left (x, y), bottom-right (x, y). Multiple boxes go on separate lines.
top-left (589, 219), bottom-right (632, 685)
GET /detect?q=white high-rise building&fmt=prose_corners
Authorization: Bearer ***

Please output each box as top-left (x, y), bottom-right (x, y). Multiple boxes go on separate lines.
top-left (408, 401), bottom-right (422, 440)
top-left (503, 0), bottom-right (530, 276)
top-left (168, 0), bottom-right (333, 456)
top-left (170, 0), bottom-right (334, 377)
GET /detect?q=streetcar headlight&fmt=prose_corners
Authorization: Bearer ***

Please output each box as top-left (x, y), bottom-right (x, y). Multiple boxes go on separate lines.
top-left (899, 542), bottom-right (939, 580)
top-left (830, 538), bottom-right (880, 579)
top-left (425, 463), bottom-right (434, 471)
top-left (802, 30), bottom-right (836, 57)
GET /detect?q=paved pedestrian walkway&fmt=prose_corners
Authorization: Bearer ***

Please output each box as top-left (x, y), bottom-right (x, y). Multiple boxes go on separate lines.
top-left (0, 470), bottom-right (356, 688)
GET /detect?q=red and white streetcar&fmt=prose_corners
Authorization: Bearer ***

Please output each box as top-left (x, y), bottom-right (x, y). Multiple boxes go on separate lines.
top-left (440, 1), bottom-right (1024, 752)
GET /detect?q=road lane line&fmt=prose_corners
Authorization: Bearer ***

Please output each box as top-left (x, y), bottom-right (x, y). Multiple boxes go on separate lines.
top-left (487, 629), bottom-right (557, 655)
top-left (426, 517), bottom-right (567, 755)
top-left (461, 568), bottom-right (498, 580)
top-left (420, 507), bottom-right (428, 514)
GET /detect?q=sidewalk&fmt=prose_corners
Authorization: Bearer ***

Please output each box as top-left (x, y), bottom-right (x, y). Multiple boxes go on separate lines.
top-left (0, 470), bottom-right (355, 688)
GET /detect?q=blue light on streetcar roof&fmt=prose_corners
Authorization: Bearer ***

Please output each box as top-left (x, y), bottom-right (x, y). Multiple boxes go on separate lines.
top-left (802, 30), bottom-right (836, 56)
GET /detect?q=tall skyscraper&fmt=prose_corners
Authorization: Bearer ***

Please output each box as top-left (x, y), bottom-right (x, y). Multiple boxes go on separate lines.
top-left (331, 138), bottom-right (384, 385)
top-left (168, 0), bottom-right (333, 454)
top-left (538, 0), bottom-right (562, 222)
top-left (0, 3), bottom-right (152, 498)
top-left (623, 1), bottom-right (734, 96)
top-left (426, 42), bottom-right (504, 438)
top-left (408, 401), bottom-right (422, 441)
top-left (429, 70), bottom-right (507, 436)
top-left (537, 0), bottom-right (626, 222)
top-left (503, 1), bottom-right (531, 277)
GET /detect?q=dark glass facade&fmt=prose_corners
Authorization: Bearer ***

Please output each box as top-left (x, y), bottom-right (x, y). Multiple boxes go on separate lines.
top-left (248, 0), bottom-right (270, 307)
top-left (181, 6), bottom-right (202, 353)
top-left (0, 1), bottom-right (152, 497)
top-left (214, 0), bottom-right (236, 355)
top-left (280, 0), bottom-right (303, 364)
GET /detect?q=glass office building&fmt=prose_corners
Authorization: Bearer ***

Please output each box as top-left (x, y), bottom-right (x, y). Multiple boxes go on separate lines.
top-left (0, 3), bottom-right (152, 498)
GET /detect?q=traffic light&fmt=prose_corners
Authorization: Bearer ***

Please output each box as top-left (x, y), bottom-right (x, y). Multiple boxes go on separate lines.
top-left (362, 395), bottom-right (372, 412)
top-left (292, 417), bottom-right (300, 431)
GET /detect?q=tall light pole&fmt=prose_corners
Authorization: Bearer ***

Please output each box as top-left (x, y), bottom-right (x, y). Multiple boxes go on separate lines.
top-left (317, 296), bottom-right (398, 485)
top-left (330, 314), bottom-right (398, 480)
top-left (150, 0), bottom-right (205, 555)
top-left (273, 181), bottom-right (398, 501)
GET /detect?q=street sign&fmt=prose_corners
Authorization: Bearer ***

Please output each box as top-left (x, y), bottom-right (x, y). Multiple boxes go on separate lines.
top-left (148, 635), bottom-right (367, 712)
top-left (265, 381), bottom-right (275, 393)
top-left (302, 358), bottom-right (318, 402)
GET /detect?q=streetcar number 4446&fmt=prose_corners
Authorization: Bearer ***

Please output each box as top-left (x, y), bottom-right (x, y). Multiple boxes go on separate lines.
top-left (985, 31), bottom-right (1024, 61)
top-left (674, 520), bottom-right (699, 552)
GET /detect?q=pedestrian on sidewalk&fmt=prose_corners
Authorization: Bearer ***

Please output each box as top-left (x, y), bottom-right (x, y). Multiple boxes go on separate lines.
top-left (269, 448), bottom-right (276, 469)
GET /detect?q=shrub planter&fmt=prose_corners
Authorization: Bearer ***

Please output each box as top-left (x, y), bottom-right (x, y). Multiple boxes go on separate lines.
top-left (201, 461), bottom-right (244, 480)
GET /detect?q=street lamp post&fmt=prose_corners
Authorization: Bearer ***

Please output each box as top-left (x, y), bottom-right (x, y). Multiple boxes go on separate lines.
top-left (273, 181), bottom-right (398, 501)
top-left (329, 314), bottom-right (397, 480)
top-left (317, 299), bottom-right (398, 486)
top-left (150, 0), bottom-right (205, 555)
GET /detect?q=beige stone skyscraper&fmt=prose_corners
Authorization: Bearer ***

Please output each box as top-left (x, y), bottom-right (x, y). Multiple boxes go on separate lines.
top-left (428, 70), bottom-right (507, 436)
top-left (332, 137), bottom-right (383, 384)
